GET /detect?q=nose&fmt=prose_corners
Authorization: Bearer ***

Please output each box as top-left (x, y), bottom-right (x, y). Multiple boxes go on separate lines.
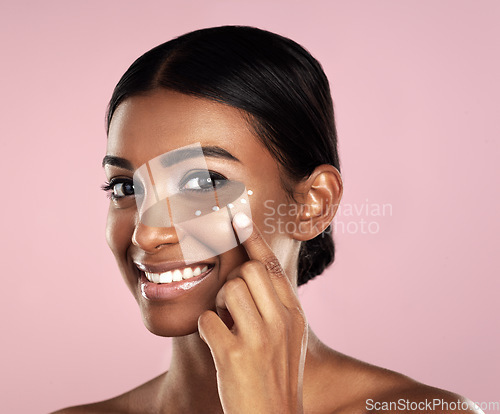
top-left (132, 221), bottom-right (181, 253)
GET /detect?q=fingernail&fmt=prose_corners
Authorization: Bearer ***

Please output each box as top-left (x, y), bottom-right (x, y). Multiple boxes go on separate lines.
top-left (233, 212), bottom-right (251, 229)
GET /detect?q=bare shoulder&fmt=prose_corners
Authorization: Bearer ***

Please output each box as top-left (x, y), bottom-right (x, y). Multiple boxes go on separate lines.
top-left (309, 346), bottom-right (481, 414)
top-left (50, 372), bottom-right (166, 414)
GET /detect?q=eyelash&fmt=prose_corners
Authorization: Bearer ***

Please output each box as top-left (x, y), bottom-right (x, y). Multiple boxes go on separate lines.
top-left (101, 170), bottom-right (228, 201)
top-left (179, 170), bottom-right (228, 193)
top-left (100, 178), bottom-right (133, 201)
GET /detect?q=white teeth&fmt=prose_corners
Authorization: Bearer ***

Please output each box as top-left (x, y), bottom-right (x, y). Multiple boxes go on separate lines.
top-left (159, 271), bottom-right (172, 283)
top-left (144, 265), bottom-right (212, 284)
top-left (172, 269), bottom-right (183, 282)
top-left (182, 267), bottom-right (194, 279)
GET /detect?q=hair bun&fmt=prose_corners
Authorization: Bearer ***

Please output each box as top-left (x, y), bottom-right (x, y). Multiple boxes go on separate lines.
top-left (297, 225), bottom-right (335, 286)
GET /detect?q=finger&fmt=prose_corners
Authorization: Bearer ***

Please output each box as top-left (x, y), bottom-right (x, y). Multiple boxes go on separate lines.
top-left (198, 310), bottom-right (234, 359)
top-left (225, 260), bottom-right (284, 322)
top-left (215, 277), bottom-right (262, 335)
top-left (232, 212), bottom-right (299, 308)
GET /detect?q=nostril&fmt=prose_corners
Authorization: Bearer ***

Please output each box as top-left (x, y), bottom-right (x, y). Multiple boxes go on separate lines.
top-left (132, 221), bottom-right (181, 251)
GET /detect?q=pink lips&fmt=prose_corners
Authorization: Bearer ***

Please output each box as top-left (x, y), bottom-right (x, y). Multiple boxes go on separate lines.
top-left (137, 263), bottom-right (215, 301)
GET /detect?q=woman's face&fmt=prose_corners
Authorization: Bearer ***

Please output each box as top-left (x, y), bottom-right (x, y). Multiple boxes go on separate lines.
top-left (104, 89), bottom-right (299, 336)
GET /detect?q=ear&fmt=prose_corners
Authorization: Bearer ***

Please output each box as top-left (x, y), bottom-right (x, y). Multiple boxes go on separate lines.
top-left (291, 165), bottom-right (343, 241)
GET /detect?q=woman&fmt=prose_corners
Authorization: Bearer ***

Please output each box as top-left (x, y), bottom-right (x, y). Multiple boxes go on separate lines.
top-left (54, 26), bottom-right (480, 414)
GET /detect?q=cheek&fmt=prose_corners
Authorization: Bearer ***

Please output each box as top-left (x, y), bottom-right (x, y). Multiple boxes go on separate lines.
top-left (249, 189), bottom-right (293, 233)
top-left (105, 205), bottom-right (134, 257)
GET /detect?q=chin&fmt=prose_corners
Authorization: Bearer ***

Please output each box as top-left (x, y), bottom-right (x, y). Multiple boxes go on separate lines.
top-left (138, 301), bottom-right (212, 337)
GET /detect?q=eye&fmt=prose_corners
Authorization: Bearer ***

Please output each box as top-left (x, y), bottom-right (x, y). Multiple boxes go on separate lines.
top-left (179, 170), bottom-right (228, 192)
top-left (101, 178), bottom-right (135, 200)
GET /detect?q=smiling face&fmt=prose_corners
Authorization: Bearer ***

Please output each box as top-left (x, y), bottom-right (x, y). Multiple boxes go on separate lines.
top-left (104, 89), bottom-right (301, 336)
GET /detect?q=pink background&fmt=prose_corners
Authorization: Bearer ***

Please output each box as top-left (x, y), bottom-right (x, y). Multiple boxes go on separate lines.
top-left (1, 1), bottom-right (498, 413)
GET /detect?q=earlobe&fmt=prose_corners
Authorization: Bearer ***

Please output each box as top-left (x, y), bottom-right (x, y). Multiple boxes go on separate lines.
top-left (291, 165), bottom-right (343, 242)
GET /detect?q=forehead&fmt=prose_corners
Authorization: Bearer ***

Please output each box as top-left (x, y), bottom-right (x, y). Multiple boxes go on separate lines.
top-left (107, 89), bottom-right (259, 169)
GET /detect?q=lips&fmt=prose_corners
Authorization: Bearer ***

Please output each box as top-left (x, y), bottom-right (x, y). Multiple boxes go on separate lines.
top-left (134, 260), bottom-right (216, 301)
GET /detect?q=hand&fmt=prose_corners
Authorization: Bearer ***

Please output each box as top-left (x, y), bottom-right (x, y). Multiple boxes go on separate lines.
top-left (198, 212), bottom-right (308, 414)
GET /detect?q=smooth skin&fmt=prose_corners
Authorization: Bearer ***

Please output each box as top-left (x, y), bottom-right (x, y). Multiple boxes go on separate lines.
top-left (53, 90), bottom-right (481, 414)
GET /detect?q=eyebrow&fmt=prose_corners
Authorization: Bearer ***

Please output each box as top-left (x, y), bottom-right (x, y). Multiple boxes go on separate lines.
top-left (101, 155), bottom-right (134, 171)
top-left (161, 145), bottom-right (240, 168)
top-left (102, 145), bottom-right (241, 170)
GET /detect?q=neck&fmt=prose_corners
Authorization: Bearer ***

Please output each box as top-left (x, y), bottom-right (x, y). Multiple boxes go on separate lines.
top-left (155, 332), bottom-right (222, 413)
top-left (152, 325), bottom-right (329, 413)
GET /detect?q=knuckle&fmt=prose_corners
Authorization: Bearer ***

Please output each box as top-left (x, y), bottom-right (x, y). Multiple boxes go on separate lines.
top-left (240, 260), bottom-right (264, 275)
top-left (262, 255), bottom-right (284, 276)
top-left (246, 230), bottom-right (262, 244)
top-left (224, 277), bottom-right (246, 295)
top-left (225, 345), bottom-right (245, 363)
